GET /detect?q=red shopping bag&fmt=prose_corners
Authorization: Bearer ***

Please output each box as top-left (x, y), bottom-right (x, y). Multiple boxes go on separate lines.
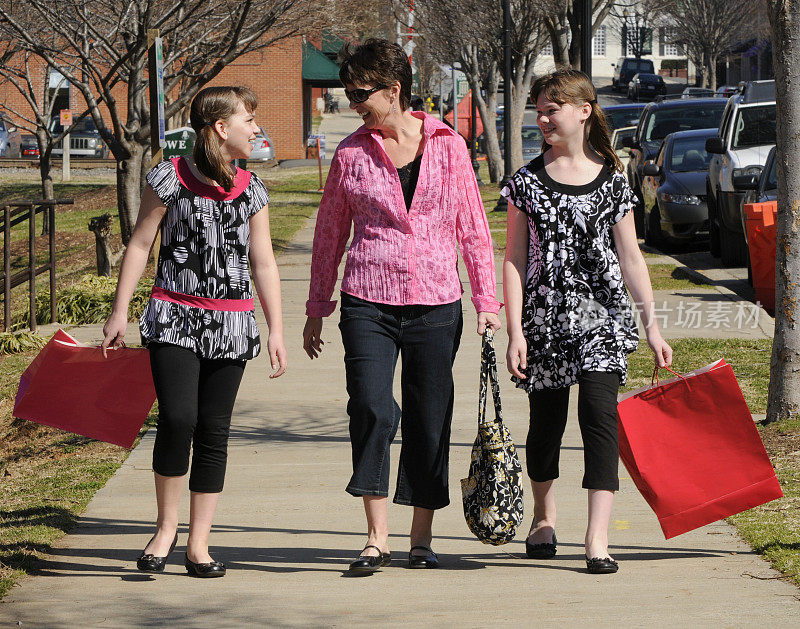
top-left (617, 359), bottom-right (782, 539)
top-left (13, 329), bottom-right (156, 448)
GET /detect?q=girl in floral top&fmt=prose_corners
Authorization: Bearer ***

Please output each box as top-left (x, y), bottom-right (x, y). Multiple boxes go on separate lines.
top-left (102, 86), bottom-right (286, 578)
top-left (303, 39), bottom-right (501, 573)
top-left (502, 69), bottom-right (672, 574)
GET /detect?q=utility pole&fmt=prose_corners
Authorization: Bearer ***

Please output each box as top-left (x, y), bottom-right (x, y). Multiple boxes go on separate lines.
top-left (580, 0), bottom-right (592, 80)
top-left (495, 0), bottom-right (512, 211)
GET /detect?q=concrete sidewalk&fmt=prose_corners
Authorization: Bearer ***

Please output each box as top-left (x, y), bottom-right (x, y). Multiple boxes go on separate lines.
top-left (1, 214), bottom-right (797, 627)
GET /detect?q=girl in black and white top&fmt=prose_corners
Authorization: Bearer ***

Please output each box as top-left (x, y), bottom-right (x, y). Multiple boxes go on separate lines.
top-left (502, 69), bottom-right (672, 574)
top-left (102, 86), bottom-right (287, 578)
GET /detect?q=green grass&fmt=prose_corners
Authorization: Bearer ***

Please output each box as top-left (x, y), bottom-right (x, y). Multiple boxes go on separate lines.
top-left (647, 263), bottom-right (713, 291)
top-left (0, 183), bottom-right (103, 205)
top-left (624, 337), bottom-right (772, 413)
top-left (265, 168), bottom-right (327, 253)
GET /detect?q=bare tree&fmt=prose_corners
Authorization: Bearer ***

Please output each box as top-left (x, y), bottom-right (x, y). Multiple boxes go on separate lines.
top-left (415, 0), bottom-right (549, 180)
top-left (543, 0), bottom-right (615, 70)
top-left (0, 0), bottom-right (322, 244)
top-left (663, 0), bottom-right (751, 89)
top-left (765, 0), bottom-right (800, 424)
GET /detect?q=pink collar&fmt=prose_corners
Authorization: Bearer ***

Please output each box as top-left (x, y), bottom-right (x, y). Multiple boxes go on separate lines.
top-left (173, 156), bottom-right (252, 201)
top-left (353, 110), bottom-right (457, 143)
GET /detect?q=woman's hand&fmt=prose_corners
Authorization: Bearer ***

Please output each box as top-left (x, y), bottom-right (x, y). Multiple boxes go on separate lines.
top-left (302, 317), bottom-right (324, 359)
top-left (647, 331), bottom-right (673, 368)
top-left (100, 311), bottom-right (128, 358)
top-left (477, 311), bottom-right (502, 335)
top-left (268, 333), bottom-right (288, 378)
top-left (506, 333), bottom-right (527, 379)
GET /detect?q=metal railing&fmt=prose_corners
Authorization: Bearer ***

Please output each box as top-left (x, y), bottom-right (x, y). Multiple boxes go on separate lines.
top-left (1, 199), bottom-right (74, 331)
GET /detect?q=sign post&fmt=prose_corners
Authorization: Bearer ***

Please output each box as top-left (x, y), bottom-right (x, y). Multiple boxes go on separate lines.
top-left (60, 108), bottom-right (72, 182)
top-left (148, 29), bottom-right (166, 167)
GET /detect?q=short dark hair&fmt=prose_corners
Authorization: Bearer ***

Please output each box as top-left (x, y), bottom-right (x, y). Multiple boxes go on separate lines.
top-left (338, 38), bottom-right (412, 110)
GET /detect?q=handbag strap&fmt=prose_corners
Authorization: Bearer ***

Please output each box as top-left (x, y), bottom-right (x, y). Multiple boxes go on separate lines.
top-left (478, 329), bottom-right (504, 426)
top-left (651, 365), bottom-right (690, 389)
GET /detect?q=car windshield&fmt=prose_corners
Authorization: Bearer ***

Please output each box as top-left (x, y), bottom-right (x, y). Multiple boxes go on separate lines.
top-left (638, 74), bottom-right (661, 83)
top-left (604, 107), bottom-right (643, 130)
top-left (50, 117), bottom-right (100, 134)
top-left (732, 104), bottom-right (776, 149)
top-left (626, 60), bottom-right (653, 72)
top-left (669, 137), bottom-right (713, 172)
top-left (643, 103), bottom-right (726, 142)
top-left (521, 127), bottom-right (543, 142)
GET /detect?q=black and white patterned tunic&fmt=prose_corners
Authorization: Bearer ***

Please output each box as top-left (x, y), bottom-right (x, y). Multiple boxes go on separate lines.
top-left (500, 154), bottom-right (639, 392)
top-left (139, 157), bottom-right (269, 360)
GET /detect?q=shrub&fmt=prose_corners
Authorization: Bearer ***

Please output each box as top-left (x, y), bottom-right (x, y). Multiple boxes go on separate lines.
top-left (0, 330), bottom-right (49, 355)
top-left (34, 275), bottom-right (152, 325)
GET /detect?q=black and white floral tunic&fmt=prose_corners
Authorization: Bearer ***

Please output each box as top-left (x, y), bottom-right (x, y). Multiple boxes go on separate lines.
top-left (500, 154), bottom-right (639, 392)
top-left (139, 157), bottom-right (269, 360)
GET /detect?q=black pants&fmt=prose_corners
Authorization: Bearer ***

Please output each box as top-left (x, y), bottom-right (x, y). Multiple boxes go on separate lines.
top-left (527, 371), bottom-right (621, 491)
top-left (338, 293), bottom-right (463, 510)
top-left (149, 342), bottom-right (246, 493)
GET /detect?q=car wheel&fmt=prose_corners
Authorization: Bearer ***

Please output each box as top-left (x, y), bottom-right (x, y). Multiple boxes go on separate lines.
top-left (719, 221), bottom-right (749, 267)
top-left (708, 185), bottom-right (721, 258)
top-left (644, 204), bottom-right (665, 249)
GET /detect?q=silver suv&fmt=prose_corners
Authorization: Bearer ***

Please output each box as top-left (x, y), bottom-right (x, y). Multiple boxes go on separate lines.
top-left (705, 80), bottom-right (775, 266)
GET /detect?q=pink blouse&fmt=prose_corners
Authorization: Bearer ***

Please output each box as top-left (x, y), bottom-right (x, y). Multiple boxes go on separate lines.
top-left (306, 111), bottom-right (501, 318)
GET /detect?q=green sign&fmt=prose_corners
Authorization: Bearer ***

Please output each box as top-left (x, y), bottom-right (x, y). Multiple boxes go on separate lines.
top-left (457, 77), bottom-right (469, 99)
top-left (163, 127), bottom-right (195, 159)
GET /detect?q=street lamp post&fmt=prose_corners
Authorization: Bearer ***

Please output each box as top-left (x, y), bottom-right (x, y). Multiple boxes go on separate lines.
top-left (495, 0), bottom-right (512, 211)
top-left (580, 0), bottom-right (592, 80)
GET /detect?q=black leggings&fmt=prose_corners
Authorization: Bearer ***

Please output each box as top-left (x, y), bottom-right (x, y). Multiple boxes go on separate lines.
top-left (149, 343), bottom-right (246, 493)
top-left (527, 371), bottom-right (621, 491)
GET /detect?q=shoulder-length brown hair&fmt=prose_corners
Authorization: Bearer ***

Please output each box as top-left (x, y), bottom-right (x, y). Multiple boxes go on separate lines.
top-left (530, 69), bottom-right (622, 172)
top-left (189, 86), bottom-right (258, 191)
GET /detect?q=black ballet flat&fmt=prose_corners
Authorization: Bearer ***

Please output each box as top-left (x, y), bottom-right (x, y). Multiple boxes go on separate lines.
top-left (136, 533), bottom-right (178, 573)
top-left (525, 532), bottom-right (557, 559)
top-left (586, 556), bottom-right (619, 574)
top-left (348, 545), bottom-right (391, 573)
top-left (408, 545), bottom-right (439, 569)
top-left (184, 553), bottom-right (226, 578)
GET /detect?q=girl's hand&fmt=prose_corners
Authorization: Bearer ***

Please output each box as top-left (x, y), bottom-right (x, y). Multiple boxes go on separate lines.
top-left (268, 333), bottom-right (288, 378)
top-left (506, 334), bottom-right (527, 379)
top-left (100, 312), bottom-right (128, 358)
top-left (302, 317), bottom-right (324, 359)
top-left (647, 332), bottom-right (673, 368)
top-left (477, 311), bottom-right (502, 335)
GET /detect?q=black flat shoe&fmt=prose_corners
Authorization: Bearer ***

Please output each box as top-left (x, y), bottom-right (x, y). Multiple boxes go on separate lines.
top-left (184, 553), bottom-right (226, 578)
top-left (586, 556), bottom-right (619, 574)
top-left (525, 532), bottom-right (557, 559)
top-left (348, 545), bottom-right (391, 573)
top-left (136, 533), bottom-right (178, 573)
top-left (408, 545), bottom-right (439, 569)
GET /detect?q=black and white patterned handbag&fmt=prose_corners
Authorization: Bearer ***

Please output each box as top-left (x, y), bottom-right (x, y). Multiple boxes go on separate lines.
top-left (461, 330), bottom-right (524, 545)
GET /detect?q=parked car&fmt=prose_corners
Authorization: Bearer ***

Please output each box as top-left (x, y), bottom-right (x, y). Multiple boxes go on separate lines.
top-left (499, 125), bottom-right (544, 162)
top-left (249, 127), bottom-right (275, 162)
top-left (624, 97), bottom-right (727, 234)
top-left (0, 115), bottom-right (22, 158)
top-left (20, 134), bottom-right (39, 158)
top-left (627, 73), bottom-right (667, 100)
top-left (602, 103), bottom-right (646, 131)
top-left (681, 87), bottom-right (715, 98)
top-left (705, 80), bottom-right (775, 266)
top-left (612, 57), bottom-right (655, 92)
top-left (50, 116), bottom-right (109, 158)
top-left (716, 85), bottom-right (739, 98)
top-left (640, 128), bottom-right (717, 246)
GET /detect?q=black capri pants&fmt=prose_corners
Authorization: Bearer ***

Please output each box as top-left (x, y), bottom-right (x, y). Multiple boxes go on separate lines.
top-left (149, 342), bottom-right (246, 493)
top-left (338, 293), bottom-right (463, 510)
top-left (527, 371), bottom-right (621, 491)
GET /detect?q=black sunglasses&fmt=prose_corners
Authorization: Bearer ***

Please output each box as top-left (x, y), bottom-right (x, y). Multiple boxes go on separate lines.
top-left (344, 85), bottom-right (387, 104)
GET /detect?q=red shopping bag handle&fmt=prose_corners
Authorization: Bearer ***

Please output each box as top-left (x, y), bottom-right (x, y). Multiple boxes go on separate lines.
top-left (651, 365), bottom-right (689, 388)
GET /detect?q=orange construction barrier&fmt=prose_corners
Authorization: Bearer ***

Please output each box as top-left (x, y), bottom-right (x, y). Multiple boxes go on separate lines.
top-left (743, 200), bottom-right (777, 314)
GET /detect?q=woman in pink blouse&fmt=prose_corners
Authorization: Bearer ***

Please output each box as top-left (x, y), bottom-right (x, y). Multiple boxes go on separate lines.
top-left (302, 39), bottom-right (501, 573)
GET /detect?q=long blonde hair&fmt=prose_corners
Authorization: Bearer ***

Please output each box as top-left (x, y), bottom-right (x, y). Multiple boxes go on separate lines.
top-left (530, 69), bottom-right (622, 172)
top-left (189, 86), bottom-right (258, 191)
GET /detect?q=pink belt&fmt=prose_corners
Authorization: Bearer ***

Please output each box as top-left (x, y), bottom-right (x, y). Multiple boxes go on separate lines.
top-left (151, 286), bottom-right (254, 312)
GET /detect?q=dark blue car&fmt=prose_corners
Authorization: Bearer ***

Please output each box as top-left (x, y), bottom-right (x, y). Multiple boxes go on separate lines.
top-left (640, 128), bottom-right (718, 246)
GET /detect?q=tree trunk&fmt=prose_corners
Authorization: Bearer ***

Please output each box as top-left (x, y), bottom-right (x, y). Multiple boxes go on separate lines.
top-left (37, 135), bottom-right (55, 236)
top-left (89, 213), bottom-right (114, 276)
top-left (766, 0), bottom-right (800, 424)
top-left (116, 142), bottom-right (146, 245)
top-left (709, 55), bottom-right (718, 91)
top-left (509, 56), bottom-right (536, 174)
